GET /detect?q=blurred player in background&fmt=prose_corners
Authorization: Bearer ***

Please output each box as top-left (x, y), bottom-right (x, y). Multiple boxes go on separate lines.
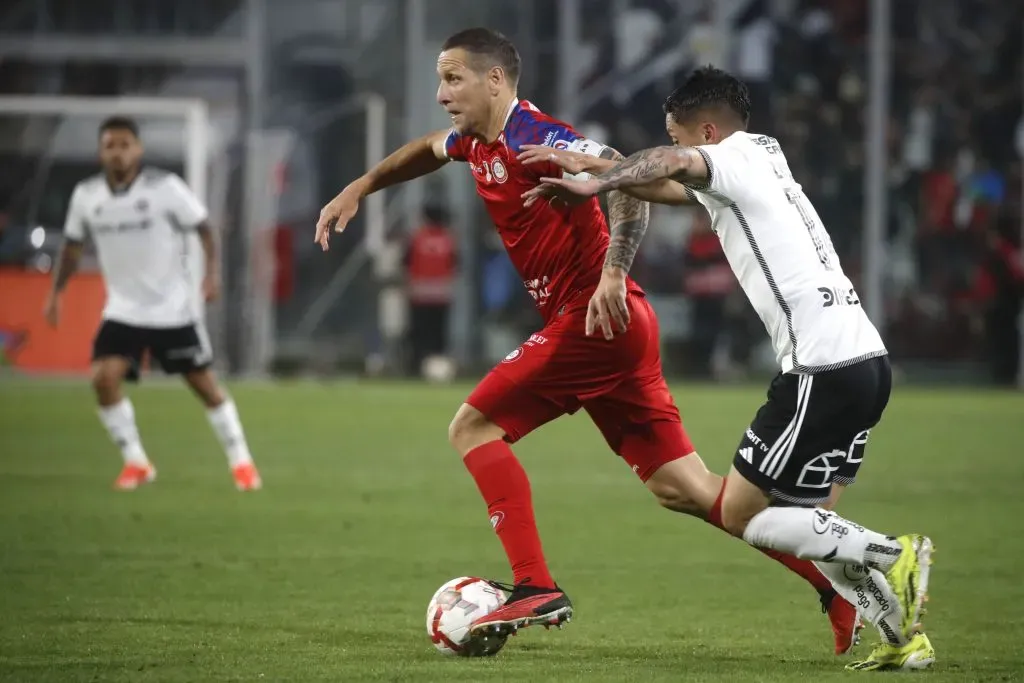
top-left (315, 29), bottom-right (859, 653)
top-left (44, 116), bottom-right (262, 492)
top-left (535, 66), bottom-right (935, 672)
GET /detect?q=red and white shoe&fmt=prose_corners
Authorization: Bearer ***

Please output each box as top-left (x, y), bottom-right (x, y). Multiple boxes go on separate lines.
top-left (823, 590), bottom-right (863, 655)
top-left (232, 463), bottom-right (262, 491)
top-left (113, 462), bottom-right (156, 490)
top-left (470, 583), bottom-right (573, 638)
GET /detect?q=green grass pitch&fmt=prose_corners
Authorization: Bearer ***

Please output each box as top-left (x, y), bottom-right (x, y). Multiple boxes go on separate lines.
top-left (1, 379), bottom-right (1022, 682)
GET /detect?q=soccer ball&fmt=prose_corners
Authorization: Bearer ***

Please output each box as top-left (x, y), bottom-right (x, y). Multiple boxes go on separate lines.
top-left (425, 576), bottom-right (509, 656)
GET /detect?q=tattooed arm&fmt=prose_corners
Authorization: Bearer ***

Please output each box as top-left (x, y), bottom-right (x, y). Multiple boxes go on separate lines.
top-left (601, 147), bottom-right (651, 273)
top-left (538, 145), bottom-right (710, 200)
top-left (517, 144), bottom-right (693, 206)
top-left (592, 146), bottom-right (709, 193)
top-left (580, 148), bottom-right (653, 340)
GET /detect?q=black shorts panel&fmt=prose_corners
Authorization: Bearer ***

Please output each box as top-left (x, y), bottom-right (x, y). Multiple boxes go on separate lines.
top-left (92, 320), bottom-right (212, 381)
top-left (733, 355), bottom-right (892, 505)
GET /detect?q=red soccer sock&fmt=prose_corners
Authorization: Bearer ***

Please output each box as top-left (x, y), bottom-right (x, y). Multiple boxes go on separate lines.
top-left (707, 482), bottom-right (832, 594)
top-left (463, 440), bottom-right (556, 589)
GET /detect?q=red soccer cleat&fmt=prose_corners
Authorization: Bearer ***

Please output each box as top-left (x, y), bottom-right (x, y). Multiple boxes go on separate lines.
top-left (469, 583), bottom-right (573, 638)
top-left (823, 590), bottom-right (863, 655)
top-left (232, 463), bottom-right (262, 491)
top-left (113, 462), bottom-right (156, 490)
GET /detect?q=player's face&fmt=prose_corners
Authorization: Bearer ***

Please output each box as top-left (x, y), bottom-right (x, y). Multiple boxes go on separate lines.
top-left (99, 128), bottom-right (143, 178)
top-left (436, 49), bottom-right (492, 135)
top-left (665, 113), bottom-right (716, 147)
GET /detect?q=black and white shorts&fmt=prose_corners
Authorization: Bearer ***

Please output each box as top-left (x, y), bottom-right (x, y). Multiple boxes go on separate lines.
top-left (733, 355), bottom-right (892, 505)
top-left (92, 319), bottom-right (213, 381)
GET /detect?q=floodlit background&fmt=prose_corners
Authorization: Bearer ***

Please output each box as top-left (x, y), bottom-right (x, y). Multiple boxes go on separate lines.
top-left (0, 2), bottom-right (1022, 682)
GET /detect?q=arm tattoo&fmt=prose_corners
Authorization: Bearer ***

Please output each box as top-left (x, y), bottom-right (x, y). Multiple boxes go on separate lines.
top-left (602, 148), bottom-right (651, 273)
top-left (52, 241), bottom-right (83, 293)
top-left (593, 146), bottom-right (704, 192)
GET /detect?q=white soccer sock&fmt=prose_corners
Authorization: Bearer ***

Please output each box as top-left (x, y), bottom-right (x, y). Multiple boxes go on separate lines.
top-left (98, 399), bottom-right (149, 466)
top-left (742, 507), bottom-right (905, 572)
top-left (206, 399), bottom-right (254, 468)
top-left (815, 562), bottom-right (908, 646)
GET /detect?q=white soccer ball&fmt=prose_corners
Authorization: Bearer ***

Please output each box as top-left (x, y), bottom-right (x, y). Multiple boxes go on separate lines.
top-left (425, 576), bottom-right (509, 656)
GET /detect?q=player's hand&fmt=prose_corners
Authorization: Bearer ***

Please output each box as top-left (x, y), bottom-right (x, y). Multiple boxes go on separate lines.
top-left (202, 273), bottom-right (221, 302)
top-left (315, 185), bottom-right (362, 252)
top-left (517, 144), bottom-right (590, 175)
top-left (586, 268), bottom-right (630, 340)
top-left (520, 183), bottom-right (588, 209)
top-left (43, 294), bottom-right (60, 328)
top-left (537, 175), bottom-right (604, 199)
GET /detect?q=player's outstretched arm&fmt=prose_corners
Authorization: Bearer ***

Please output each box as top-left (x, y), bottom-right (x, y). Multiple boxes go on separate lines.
top-left (315, 129), bottom-right (451, 251)
top-left (539, 145), bottom-right (709, 198)
top-left (518, 144), bottom-right (692, 206)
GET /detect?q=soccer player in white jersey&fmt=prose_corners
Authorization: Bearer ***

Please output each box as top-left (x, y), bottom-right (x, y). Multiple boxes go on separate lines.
top-left (43, 116), bottom-right (262, 492)
top-left (529, 67), bottom-right (935, 672)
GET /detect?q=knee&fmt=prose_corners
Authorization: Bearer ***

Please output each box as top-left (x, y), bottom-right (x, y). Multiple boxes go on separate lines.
top-left (448, 404), bottom-right (504, 456)
top-left (644, 455), bottom-right (721, 519)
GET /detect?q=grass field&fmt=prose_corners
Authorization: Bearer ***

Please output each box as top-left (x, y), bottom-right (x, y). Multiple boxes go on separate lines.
top-left (1, 378), bottom-right (1022, 682)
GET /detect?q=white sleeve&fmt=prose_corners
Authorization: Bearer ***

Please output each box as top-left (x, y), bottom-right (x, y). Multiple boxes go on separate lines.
top-left (691, 142), bottom-right (750, 204)
top-left (562, 138), bottom-right (609, 181)
top-left (164, 174), bottom-right (209, 228)
top-left (63, 185), bottom-right (88, 242)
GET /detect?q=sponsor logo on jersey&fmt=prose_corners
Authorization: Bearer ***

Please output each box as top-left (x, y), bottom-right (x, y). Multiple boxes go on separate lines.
top-left (503, 347), bottom-right (523, 363)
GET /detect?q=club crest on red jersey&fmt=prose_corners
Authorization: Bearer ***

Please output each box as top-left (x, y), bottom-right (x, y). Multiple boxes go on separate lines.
top-left (491, 158), bottom-right (508, 183)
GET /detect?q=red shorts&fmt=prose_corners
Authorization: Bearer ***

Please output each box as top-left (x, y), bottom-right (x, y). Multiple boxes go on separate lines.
top-left (466, 291), bottom-right (695, 481)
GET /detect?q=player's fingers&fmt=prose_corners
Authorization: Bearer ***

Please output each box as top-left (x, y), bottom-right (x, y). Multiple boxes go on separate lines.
top-left (517, 148), bottom-right (546, 165)
top-left (521, 185), bottom-right (549, 200)
top-left (611, 295), bottom-right (630, 333)
top-left (594, 298), bottom-right (613, 340)
top-left (585, 298), bottom-right (601, 336)
top-left (538, 176), bottom-right (569, 187)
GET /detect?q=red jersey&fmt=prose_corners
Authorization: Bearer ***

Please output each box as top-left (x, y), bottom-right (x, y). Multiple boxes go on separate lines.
top-left (445, 99), bottom-right (642, 322)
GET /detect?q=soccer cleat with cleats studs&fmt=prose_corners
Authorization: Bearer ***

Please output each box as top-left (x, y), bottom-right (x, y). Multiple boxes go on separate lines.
top-left (113, 462), bottom-right (156, 490)
top-left (469, 581), bottom-right (573, 639)
top-left (882, 534), bottom-right (933, 638)
top-left (845, 632), bottom-right (935, 672)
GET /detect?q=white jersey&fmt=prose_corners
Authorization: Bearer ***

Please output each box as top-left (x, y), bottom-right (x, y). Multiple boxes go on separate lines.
top-left (685, 132), bottom-right (886, 373)
top-left (64, 168), bottom-right (209, 328)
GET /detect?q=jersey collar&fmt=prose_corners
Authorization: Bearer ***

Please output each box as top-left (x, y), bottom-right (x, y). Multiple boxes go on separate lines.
top-left (106, 167), bottom-right (143, 196)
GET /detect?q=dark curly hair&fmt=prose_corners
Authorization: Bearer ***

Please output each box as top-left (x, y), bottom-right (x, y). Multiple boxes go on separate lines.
top-left (662, 66), bottom-right (751, 128)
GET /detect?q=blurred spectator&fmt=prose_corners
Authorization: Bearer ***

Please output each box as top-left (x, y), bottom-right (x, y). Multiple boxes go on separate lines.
top-left (405, 205), bottom-right (458, 375)
top-left (968, 224), bottom-right (1024, 385)
top-left (682, 209), bottom-right (735, 379)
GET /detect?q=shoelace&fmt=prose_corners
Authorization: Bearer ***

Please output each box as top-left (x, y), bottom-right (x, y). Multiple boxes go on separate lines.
top-left (485, 579), bottom-right (517, 594)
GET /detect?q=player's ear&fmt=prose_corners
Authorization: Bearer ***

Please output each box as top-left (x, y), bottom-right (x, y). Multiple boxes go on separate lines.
top-left (702, 122), bottom-right (716, 144)
top-left (488, 65), bottom-right (504, 94)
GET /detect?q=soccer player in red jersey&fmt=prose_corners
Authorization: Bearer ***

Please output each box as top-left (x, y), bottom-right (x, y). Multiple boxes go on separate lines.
top-left (314, 28), bottom-right (859, 654)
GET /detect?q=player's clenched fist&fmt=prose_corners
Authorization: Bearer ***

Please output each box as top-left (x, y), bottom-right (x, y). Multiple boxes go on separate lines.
top-left (315, 185), bottom-right (363, 252)
top-left (586, 268), bottom-right (630, 340)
